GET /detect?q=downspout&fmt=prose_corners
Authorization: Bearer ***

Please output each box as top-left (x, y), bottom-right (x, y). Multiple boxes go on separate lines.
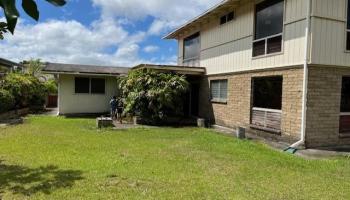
top-left (286, 0), bottom-right (312, 152)
top-left (57, 74), bottom-right (60, 116)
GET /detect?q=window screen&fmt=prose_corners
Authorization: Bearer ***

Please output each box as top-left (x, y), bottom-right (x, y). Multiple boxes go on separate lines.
top-left (253, 76), bottom-right (283, 110)
top-left (211, 80), bottom-right (228, 101)
top-left (91, 78), bottom-right (105, 94)
top-left (75, 77), bottom-right (90, 94)
top-left (184, 32), bottom-right (200, 60)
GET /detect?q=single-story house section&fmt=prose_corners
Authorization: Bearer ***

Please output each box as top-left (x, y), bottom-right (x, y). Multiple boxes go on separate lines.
top-left (0, 57), bottom-right (24, 76)
top-left (43, 63), bottom-right (129, 115)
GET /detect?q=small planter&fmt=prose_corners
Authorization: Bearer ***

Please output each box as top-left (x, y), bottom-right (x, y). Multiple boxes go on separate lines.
top-left (96, 117), bottom-right (113, 128)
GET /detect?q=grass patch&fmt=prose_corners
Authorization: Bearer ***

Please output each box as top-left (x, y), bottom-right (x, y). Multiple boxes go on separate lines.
top-left (0, 116), bottom-right (349, 199)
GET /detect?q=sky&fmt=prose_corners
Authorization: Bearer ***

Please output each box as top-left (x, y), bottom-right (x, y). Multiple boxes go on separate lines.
top-left (0, 0), bottom-right (221, 67)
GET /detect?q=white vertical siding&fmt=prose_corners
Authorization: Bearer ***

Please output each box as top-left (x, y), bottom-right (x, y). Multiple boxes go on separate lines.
top-left (189, 0), bottom-right (307, 75)
top-left (200, 1), bottom-right (254, 50)
top-left (58, 75), bottom-right (119, 114)
top-left (312, 0), bottom-right (346, 21)
top-left (285, 0), bottom-right (307, 23)
top-left (309, 0), bottom-right (350, 67)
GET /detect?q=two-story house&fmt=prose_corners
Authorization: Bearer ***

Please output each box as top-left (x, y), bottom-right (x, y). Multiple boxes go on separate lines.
top-left (162, 0), bottom-right (350, 148)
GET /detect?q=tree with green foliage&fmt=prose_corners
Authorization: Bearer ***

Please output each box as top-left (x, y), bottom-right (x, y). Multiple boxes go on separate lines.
top-left (120, 68), bottom-right (189, 123)
top-left (25, 59), bottom-right (43, 77)
top-left (44, 79), bottom-right (58, 94)
top-left (0, 0), bottom-right (66, 39)
top-left (1, 73), bottom-right (46, 108)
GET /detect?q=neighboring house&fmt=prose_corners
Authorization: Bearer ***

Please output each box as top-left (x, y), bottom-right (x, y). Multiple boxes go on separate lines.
top-left (43, 63), bottom-right (129, 115)
top-left (0, 57), bottom-right (23, 76)
top-left (162, 0), bottom-right (350, 148)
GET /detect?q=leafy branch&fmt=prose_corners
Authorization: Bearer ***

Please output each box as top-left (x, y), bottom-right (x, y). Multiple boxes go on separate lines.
top-left (0, 0), bottom-right (66, 39)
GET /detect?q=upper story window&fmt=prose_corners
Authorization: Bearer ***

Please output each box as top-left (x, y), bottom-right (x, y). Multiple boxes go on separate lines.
top-left (75, 77), bottom-right (105, 94)
top-left (220, 11), bottom-right (235, 25)
top-left (183, 32), bottom-right (200, 61)
top-left (346, 0), bottom-right (350, 51)
top-left (253, 0), bottom-right (284, 57)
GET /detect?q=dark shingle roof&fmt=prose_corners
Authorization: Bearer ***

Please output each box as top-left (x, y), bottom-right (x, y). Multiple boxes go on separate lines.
top-left (43, 62), bottom-right (130, 75)
top-left (0, 57), bottom-right (23, 69)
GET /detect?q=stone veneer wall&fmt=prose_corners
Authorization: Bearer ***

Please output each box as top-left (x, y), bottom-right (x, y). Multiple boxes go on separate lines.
top-left (198, 66), bottom-right (304, 143)
top-left (306, 66), bottom-right (350, 148)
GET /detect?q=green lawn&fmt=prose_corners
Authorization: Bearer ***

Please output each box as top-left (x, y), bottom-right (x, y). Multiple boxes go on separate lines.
top-left (0, 116), bottom-right (349, 200)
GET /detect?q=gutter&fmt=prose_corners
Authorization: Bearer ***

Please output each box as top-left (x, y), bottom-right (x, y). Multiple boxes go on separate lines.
top-left (285, 0), bottom-right (312, 153)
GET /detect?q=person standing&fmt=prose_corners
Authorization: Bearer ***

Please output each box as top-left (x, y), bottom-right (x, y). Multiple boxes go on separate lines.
top-left (116, 97), bottom-right (124, 124)
top-left (110, 96), bottom-right (117, 120)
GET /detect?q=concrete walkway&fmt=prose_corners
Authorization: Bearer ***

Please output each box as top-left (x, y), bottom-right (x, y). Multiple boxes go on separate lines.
top-left (212, 124), bottom-right (350, 159)
top-left (42, 108), bottom-right (59, 116)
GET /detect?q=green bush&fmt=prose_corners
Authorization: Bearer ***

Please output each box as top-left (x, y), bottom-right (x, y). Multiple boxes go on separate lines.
top-left (120, 68), bottom-right (189, 123)
top-left (44, 79), bottom-right (58, 94)
top-left (1, 73), bottom-right (47, 108)
top-left (0, 89), bottom-right (15, 113)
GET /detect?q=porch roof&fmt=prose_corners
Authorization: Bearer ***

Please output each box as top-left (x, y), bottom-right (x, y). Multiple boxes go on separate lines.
top-left (163, 0), bottom-right (242, 39)
top-left (43, 62), bottom-right (130, 76)
top-left (132, 64), bottom-right (206, 75)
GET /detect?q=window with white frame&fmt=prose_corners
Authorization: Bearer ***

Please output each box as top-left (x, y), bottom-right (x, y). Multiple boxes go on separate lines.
top-left (347, 0), bottom-right (350, 50)
top-left (75, 77), bottom-right (105, 94)
top-left (253, 0), bottom-right (284, 57)
top-left (210, 80), bottom-right (228, 102)
top-left (183, 32), bottom-right (200, 62)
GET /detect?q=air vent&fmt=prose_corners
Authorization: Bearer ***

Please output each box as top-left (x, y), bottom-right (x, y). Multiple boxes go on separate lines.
top-left (220, 11), bottom-right (235, 25)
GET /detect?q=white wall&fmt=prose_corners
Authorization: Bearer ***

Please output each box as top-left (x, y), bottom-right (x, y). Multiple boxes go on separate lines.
top-left (177, 0), bottom-right (308, 75)
top-left (58, 74), bottom-right (119, 114)
top-left (309, 0), bottom-right (350, 67)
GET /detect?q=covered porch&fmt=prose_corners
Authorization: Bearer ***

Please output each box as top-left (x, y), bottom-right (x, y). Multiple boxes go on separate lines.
top-left (133, 64), bottom-right (206, 118)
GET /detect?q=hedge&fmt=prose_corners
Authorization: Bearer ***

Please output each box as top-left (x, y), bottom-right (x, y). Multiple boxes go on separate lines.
top-left (0, 89), bottom-right (15, 113)
top-left (0, 73), bottom-right (48, 110)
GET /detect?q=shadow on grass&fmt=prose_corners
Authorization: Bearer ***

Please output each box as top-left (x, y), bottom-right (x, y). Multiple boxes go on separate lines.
top-left (0, 160), bottom-right (83, 197)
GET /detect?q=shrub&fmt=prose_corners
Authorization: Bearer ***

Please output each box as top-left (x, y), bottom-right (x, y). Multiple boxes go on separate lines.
top-left (120, 68), bottom-right (189, 123)
top-left (0, 89), bottom-right (15, 113)
top-left (44, 79), bottom-right (58, 94)
top-left (1, 73), bottom-right (46, 108)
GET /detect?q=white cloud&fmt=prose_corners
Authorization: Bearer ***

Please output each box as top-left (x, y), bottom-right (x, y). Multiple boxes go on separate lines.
top-left (143, 45), bottom-right (159, 53)
top-left (92, 0), bottom-right (220, 35)
top-left (0, 0), bottom-right (220, 66)
top-left (0, 18), bottom-right (147, 66)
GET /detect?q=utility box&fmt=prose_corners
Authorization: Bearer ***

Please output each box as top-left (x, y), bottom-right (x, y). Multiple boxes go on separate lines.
top-left (197, 118), bottom-right (206, 127)
top-left (236, 127), bottom-right (246, 139)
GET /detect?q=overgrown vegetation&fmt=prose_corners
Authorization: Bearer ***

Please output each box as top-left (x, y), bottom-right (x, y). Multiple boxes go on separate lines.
top-left (120, 68), bottom-right (189, 124)
top-left (0, 59), bottom-right (58, 113)
top-left (0, 116), bottom-right (350, 199)
top-left (0, 89), bottom-right (15, 113)
top-left (0, 73), bottom-right (46, 109)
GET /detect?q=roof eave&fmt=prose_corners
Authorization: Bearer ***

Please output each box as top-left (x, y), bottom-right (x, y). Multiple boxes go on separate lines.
top-left (163, 0), bottom-right (242, 40)
top-left (42, 70), bottom-right (126, 77)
